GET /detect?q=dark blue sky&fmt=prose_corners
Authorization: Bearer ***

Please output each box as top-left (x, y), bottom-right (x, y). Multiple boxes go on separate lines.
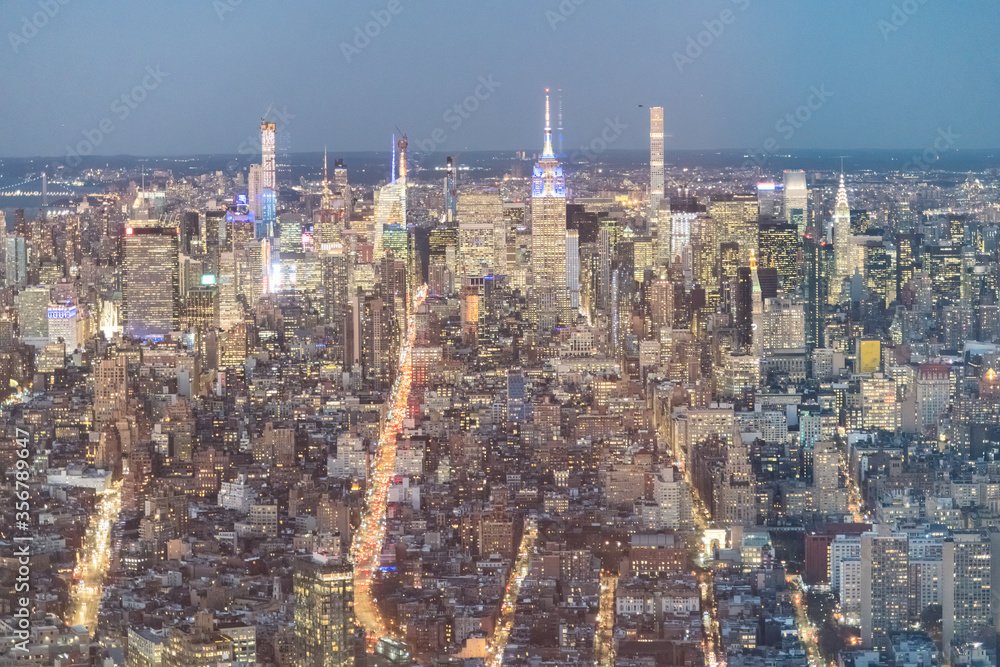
top-left (2, 0), bottom-right (998, 158)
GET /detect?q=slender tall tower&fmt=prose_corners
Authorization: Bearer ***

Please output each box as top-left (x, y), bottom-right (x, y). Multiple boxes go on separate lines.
top-left (372, 137), bottom-right (407, 261)
top-left (803, 228), bottom-right (829, 352)
top-left (833, 172), bottom-right (851, 296)
top-left (750, 251), bottom-right (764, 358)
top-left (260, 121), bottom-right (277, 238)
top-left (650, 107), bottom-right (665, 216)
top-left (444, 156), bottom-right (457, 224)
top-left (531, 90), bottom-right (570, 330)
top-left (557, 89), bottom-right (564, 156)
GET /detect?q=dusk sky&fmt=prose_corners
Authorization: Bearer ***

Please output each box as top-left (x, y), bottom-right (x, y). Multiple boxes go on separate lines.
top-left (2, 0), bottom-right (998, 158)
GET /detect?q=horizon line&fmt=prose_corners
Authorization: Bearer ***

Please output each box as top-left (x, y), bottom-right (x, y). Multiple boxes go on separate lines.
top-left (0, 146), bottom-right (993, 163)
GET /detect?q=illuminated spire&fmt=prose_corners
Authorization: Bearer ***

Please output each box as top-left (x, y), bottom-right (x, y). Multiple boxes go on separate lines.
top-left (557, 88), bottom-right (563, 156)
top-left (835, 173), bottom-right (849, 210)
top-left (833, 170), bottom-right (853, 295)
top-left (542, 89), bottom-right (554, 158)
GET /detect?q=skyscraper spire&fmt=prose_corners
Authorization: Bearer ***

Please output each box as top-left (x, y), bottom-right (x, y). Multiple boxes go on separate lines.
top-left (532, 90), bottom-right (570, 330)
top-left (557, 88), bottom-right (563, 156)
top-left (833, 171), bottom-right (852, 300)
top-left (836, 173), bottom-right (849, 210)
top-left (649, 107), bottom-right (665, 216)
top-left (542, 89), bottom-right (554, 158)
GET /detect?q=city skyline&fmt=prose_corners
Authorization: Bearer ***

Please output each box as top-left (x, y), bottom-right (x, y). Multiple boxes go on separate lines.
top-left (5, 3), bottom-right (1000, 667)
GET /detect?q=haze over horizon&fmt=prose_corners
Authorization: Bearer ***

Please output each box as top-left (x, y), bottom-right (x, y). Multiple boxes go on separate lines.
top-left (2, 0), bottom-right (998, 159)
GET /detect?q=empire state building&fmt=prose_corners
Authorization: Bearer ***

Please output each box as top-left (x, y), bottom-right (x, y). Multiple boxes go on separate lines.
top-left (530, 90), bottom-right (571, 330)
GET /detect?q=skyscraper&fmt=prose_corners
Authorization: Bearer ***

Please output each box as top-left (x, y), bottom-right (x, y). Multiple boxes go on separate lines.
top-left (458, 189), bottom-right (502, 279)
top-left (94, 355), bottom-right (129, 426)
top-left (662, 194), bottom-right (702, 264)
top-left (650, 273), bottom-right (674, 331)
top-left (756, 181), bottom-right (784, 219)
top-left (758, 217), bottom-right (800, 292)
top-left (238, 238), bottom-right (270, 308)
top-left (926, 243), bottom-right (962, 307)
top-left (942, 533), bottom-right (991, 657)
top-left (458, 221), bottom-right (494, 278)
top-left (719, 436), bottom-right (755, 526)
top-left (735, 267), bottom-right (753, 354)
top-left (566, 228), bottom-right (580, 310)
top-left (444, 156), bottom-right (457, 224)
top-left (709, 193), bottom-right (758, 266)
top-left (47, 302), bottom-right (82, 351)
top-left (802, 232), bottom-right (831, 353)
top-left (649, 107), bottom-right (664, 215)
top-left (783, 170), bottom-right (808, 234)
top-left (813, 441), bottom-right (846, 513)
top-left (760, 296), bottom-right (805, 353)
top-left (333, 158), bottom-right (349, 202)
top-left (5, 234), bottom-right (27, 289)
top-left (833, 173), bottom-right (852, 292)
top-left (293, 556), bottom-right (355, 667)
top-left (248, 164), bottom-right (263, 221)
top-left (373, 137), bottom-right (407, 261)
top-left (530, 90), bottom-right (570, 329)
top-left (860, 528), bottom-right (909, 651)
top-left (260, 121), bottom-right (277, 238)
top-left (750, 253), bottom-right (765, 358)
top-left (320, 250), bottom-right (350, 333)
top-left (17, 286), bottom-right (50, 347)
top-left (596, 222), bottom-right (613, 313)
top-left (216, 250), bottom-right (242, 329)
top-left (123, 226), bottom-right (180, 339)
